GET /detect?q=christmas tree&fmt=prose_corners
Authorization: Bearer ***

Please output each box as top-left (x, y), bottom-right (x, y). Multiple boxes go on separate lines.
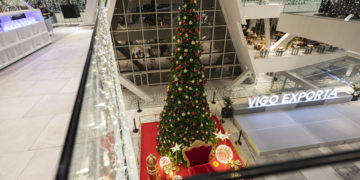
top-left (156, 0), bottom-right (217, 166)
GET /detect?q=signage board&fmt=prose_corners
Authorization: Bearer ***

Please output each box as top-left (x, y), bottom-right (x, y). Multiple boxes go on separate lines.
top-left (248, 89), bottom-right (338, 108)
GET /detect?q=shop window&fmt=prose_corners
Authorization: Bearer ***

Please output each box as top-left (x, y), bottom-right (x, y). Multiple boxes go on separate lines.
top-left (158, 29), bottom-right (172, 43)
top-left (146, 58), bottom-right (160, 70)
top-left (145, 45), bottom-right (159, 58)
top-left (118, 60), bottom-right (133, 73)
top-left (159, 57), bottom-right (170, 69)
top-left (200, 11), bottom-right (214, 26)
top-left (131, 45), bottom-right (145, 58)
top-left (226, 29), bottom-right (231, 39)
top-left (111, 15), bottom-right (126, 31)
top-left (132, 59), bottom-right (147, 72)
top-left (201, 54), bottom-right (211, 66)
top-left (212, 41), bottom-right (224, 53)
top-left (223, 53), bottom-right (235, 64)
top-left (213, 27), bottom-right (226, 40)
top-left (113, 32), bottom-right (128, 46)
top-left (202, 0), bottom-right (215, 10)
top-left (113, 0), bottom-right (125, 14)
top-left (143, 30), bottom-right (158, 44)
top-left (233, 65), bottom-right (242, 76)
top-left (172, 13), bottom-right (179, 26)
top-left (116, 47), bottom-right (130, 60)
top-left (140, 0), bottom-right (155, 12)
top-left (148, 73), bottom-right (161, 84)
top-left (202, 41), bottom-right (211, 54)
top-left (225, 40), bottom-right (235, 52)
top-left (125, 75), bottom-right (134, 83)
top-left (128, 31), bottom-right (143, 45)
top-left (172, 0), bottom-right (182, 11)
top-left (126, 14), bottom-right (142, 30)
top-left (200, 27), bottom-right (212, 40)
top-left (222, 66), bottom-right (233, 78)
top-left (161, 71), bottom-right (170, 83)
top-left (205, 68), bottom-right (210, 80)
top-left (159, 44), bottom-right (171, 57)
top-left (124, 0), bottom-right (141, 13)
top-left (157, 13), bottom-right (171, 28)
top-left (211, 53), bottom-right (223, 65)
top-left (142, 14), bottom-right (157, 29)
top-left (211, 68), bottom-right (221, 79)
top-left (156, 0), bottom-right (171, 12)
top-left (214, 11), bottom-right (226, 25)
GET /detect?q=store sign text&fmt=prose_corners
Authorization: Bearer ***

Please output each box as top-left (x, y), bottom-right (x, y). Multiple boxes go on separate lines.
top-left (248, 89), bottom-right (338, 108)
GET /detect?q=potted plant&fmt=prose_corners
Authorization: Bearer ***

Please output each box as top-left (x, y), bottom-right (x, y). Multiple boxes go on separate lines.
top-left (351, 84), bottom-right (360, 101)
top-left (221, 96), bottom-right (233, 118)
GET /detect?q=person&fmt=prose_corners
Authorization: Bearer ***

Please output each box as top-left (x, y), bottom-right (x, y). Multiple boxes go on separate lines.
top-left (38, 2), bottom-right (52, 19)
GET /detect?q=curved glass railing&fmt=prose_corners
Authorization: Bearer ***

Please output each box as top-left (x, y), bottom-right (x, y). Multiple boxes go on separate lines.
top-left (56, 3), bottom-right (138, 180)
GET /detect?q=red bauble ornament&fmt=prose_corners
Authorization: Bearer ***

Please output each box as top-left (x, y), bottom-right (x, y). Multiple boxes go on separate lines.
top-left (196, 82), bottom-right (200, 85)
top-left (192, 103), bottom-right (195, 106)
top-left (188, 30), bottom-right (192, 34)
top-left (191, 0), bottom-right (194, 3)
top-left (194, 68), bottom-right (198, 72)
top-left (180, 40), bottom-right (183, 44)
top-left (179, 9), bottom-right (182, 13)
top-left (195, 93), bottom-right (199, 97)
top-left (201, 130), bottom-right (204, 134)
top-left (189, 9), bottom-right (193, 13)
top-left (178, 73), bottom-right (182, 77)
top-left (184, 106), bottom-right (187, 109)
top-left (184, 52), bottom-right (187, 56)
top-left (184, 62), bottom-right (187, 65)
top-left (174, 49), bottom-right (178, 53)
top-left (192, 112), bottom-right (195, 115)
top-left (182, 28), bottom-right (185, 32)
top-left (180, 80), bottom-right (183, 84)
top-left (187, 119), bottom-right (190, 123)
top-left (203, 100), bottom-right (206, 103)
top-left (195, 29), bottom-right (199, 33)
top-left (191, 131), bottom-right (194, 134)
top-left (176, 28), bottom-right (179, 31)
top-left (196, 14), bottom-right (199, 19)
top-left (193, 122), bottom-right (196, 126)
top-left (179, 33), bottom-right (182, 36)
top-left (209, 131), bottom-right (212, 135)
top-left (179, 65), bottom-right (182, 69)
top-left (186, 38), bottom-right (190, 42)
top-left (180, 135), bottom-right (183, 138)
top-left (185, 101), bottom-right (188, 105)
top-left (190, 74), bottom-right (193, 78)
top-left (195, 52), bottom-right (199, 56)
top-left (198, 111), bottom-right (200, 114)
top-left (183, 21), bottom-right (186, 24)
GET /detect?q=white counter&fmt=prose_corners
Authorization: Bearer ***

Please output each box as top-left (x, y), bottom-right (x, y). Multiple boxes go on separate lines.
top-left (0, 9), bottom-right (51, 69)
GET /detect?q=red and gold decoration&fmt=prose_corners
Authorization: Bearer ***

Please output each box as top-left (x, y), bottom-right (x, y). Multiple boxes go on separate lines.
top-left (156, 0), bottom-right (217, 165)
top-left (146, 154), bottom-right (159, 180)
top-left (141, 116), bottom-right (244, 179)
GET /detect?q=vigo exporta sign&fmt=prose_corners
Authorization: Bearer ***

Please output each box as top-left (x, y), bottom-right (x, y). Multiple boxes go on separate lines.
top-left (248, 89), bottom-right (338, 108)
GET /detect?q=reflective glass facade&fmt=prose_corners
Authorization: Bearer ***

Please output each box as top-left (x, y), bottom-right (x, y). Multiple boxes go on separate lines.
top-left (110, 0), bottom-right (242, 86)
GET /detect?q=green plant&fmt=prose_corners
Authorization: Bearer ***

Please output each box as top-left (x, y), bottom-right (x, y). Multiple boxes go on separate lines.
top-left (223, 96), bottom-right (232, 108)
top-left (352, 84), bottom-right (360, 97)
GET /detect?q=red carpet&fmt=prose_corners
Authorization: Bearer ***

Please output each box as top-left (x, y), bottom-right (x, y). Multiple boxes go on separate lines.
top-left (140, 116), bottom-right (244, 180)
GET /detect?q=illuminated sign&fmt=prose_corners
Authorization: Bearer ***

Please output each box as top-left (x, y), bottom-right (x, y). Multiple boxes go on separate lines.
top-left (248, 89), bottom-right (338, 108)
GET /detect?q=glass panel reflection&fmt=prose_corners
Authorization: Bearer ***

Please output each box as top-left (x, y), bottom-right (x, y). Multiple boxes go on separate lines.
top-left (222, 66), bottom-right (234, 78)
top-left (200, 27), bottom-right (213, 40)
top-left (113, 32), bottom-right (128, 46)
top-left (146, 58), bottom-right (160, 70)
top-left (115, 47), bottom-right (130, 60)
top-left (126, 14), bottom-right (142, 30)
top-left (212, 40), bottom-right (224, 53)
top-left (111, 15), bottom-right (126, 31)
top-left (143, 30), bottom-right (158, 44)
top-left (200, 11), bottom-right (214, 26)
top-left (202, 0), bottom-right (215, 10)
top-left (148, 73), bottom-right (161, 84)
top-left (119, 60), bottom-right (133, 72)
top-left (211, 67), bottom-right (221, 79)
top-left (128, 31), bottom-right (143, 45)
top-left (157, 13), bottom-right (171, 28)
top-left (142, 14), bottom-right (157, 29)
top-left (132, 59), bottom-right (147, 72)
top-left (202, 41), bottom-right (211, 54)
top-left (124, 0), bottom-right (141, 13)
top-left (214, 27), bottom-right (226, 40)
top-left (224, 53), bottom-right (235, 64)
top-left (211, 53), bottom-right (223, 65)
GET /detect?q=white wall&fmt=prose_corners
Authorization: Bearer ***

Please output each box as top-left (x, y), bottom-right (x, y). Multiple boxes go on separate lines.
top-left (242, 5), bottom-right (284, 20)
top-left (277, 13), bottom-right (360, 53)
top-left (253, 52), bottom-right (347, 73)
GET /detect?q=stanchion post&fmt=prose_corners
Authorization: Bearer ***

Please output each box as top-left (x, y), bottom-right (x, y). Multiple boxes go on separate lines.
top-left (236, 130), bottom-right (242, 146)
top-left (137, 98), bottom-right (142, 113)
top-left (133, 118), bottom-right (139, 133)
top-left (211, 91), bottom-right (216, 104)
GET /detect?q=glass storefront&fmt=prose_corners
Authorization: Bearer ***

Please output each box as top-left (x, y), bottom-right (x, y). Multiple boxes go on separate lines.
top-left (110, 0), bottom-right (242, 86)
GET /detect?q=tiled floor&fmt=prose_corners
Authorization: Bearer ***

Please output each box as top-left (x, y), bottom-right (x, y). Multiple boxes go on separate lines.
top-left (0, 26), bottom-right (92, 179)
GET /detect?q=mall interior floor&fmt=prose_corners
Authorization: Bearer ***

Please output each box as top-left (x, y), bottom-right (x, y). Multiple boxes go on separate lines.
top-left (0, 26), bottom-right (93, 179)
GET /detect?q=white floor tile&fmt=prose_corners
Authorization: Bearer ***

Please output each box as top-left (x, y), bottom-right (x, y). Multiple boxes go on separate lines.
top-left (0, 115), bottom-right (53, 153)
top-left (60, 77), bottom-right (81, 93)
top-left (0, 81), bottom-right (36, 98)
top-left (0, 151), bottom-right (34, 180)
top-left (31, 114), bottom-right (71, 150)
top-left (0, 96), bottom-right (43, 120)
top-left (21, 78), bottom-right (71, 96)
top-left (18, 147), bottom-right (61, 180)
top-left (24, 93), bottom-right (76, 117)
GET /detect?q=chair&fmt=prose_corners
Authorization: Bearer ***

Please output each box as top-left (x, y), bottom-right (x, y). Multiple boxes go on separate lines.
top-left (182, 140), bottom-right (215, 176)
